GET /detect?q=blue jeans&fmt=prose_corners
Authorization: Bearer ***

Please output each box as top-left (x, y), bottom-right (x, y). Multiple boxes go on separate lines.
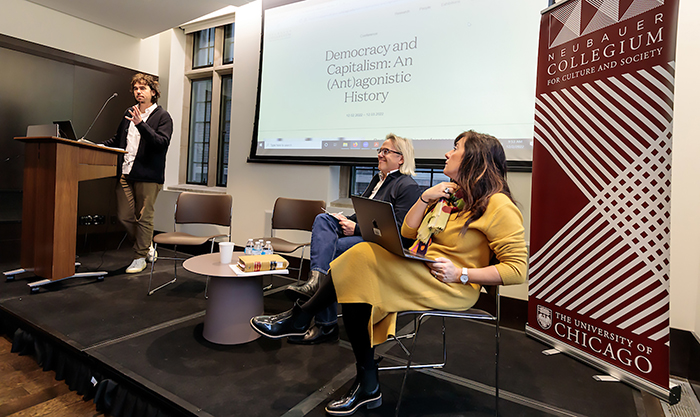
top-left (309, 213), bottom-right (364, 325)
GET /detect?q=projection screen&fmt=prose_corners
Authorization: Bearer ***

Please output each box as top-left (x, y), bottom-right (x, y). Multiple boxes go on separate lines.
top-left (250, 0), bottom-right (542, 168)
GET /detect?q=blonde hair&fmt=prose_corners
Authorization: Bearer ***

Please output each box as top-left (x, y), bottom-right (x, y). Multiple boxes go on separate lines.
top-left (386, 133), bottom-right (416, 176)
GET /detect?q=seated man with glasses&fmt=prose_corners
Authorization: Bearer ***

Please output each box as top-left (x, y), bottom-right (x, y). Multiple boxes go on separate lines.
top-left (284, 133), bottom-right (421, 344)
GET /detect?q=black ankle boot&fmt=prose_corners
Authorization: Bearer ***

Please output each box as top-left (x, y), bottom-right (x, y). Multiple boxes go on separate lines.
top-left (325, 364), bottom-right (382, 416)
top-left (285, 270), bottom-right (322, 302)
top-left (250, 301), bottom-right (311, 339)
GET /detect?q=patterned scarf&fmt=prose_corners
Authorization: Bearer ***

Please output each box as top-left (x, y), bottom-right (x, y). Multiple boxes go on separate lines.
top-left (409, 189), bottom-right (466, 256)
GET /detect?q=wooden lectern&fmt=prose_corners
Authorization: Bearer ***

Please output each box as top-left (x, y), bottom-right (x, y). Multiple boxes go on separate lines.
top-left (8, 137), bottom-right (126, 291)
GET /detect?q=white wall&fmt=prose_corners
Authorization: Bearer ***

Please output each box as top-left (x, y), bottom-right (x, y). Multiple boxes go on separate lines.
top-left (502, 171), bottom-right (532, 300)
top-left (669, 0), bottom-right (700, 334)
top-left (1, 0), bottom-right (155, 73)
top-left (159, 29), bottom-right (187, 188)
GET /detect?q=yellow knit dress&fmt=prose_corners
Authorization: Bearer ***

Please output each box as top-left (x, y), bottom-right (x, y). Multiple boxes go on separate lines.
top-left (329, 193), bottom-right (528, 346)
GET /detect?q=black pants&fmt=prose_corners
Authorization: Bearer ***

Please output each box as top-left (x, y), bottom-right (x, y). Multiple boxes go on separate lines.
top-left (301, 273), bottom-right (375, 370)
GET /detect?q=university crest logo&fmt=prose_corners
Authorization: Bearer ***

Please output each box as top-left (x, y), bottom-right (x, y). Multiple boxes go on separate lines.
top-left (537, 305), bottom-right (553, 330)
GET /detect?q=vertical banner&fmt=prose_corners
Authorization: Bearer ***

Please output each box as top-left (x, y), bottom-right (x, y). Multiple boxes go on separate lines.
top-left (526, 0), bottom-right (681, 403)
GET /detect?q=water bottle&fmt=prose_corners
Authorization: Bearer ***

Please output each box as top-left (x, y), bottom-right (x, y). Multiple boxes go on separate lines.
top-left (244, 239), bottom-right (254, 255)
top-left (262, 241), bottom-right (273, 255)
top-left (253, 240), bottom-right (263, 255)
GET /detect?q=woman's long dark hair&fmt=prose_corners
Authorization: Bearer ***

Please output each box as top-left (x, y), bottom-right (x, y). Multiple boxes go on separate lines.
top-left (451, 130), bottom-right (513, 233)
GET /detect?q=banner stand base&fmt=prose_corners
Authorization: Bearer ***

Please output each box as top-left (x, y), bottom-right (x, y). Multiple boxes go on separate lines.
top-left (526, 325), bottom-right (681, 405)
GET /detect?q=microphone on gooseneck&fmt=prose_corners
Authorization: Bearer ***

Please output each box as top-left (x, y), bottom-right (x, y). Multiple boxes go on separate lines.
top-left (80, 92), bottom-right (118, 141)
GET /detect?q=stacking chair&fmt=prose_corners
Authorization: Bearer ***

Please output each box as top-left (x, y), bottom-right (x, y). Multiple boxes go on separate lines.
top-left (253, 197), bottom-right (325, 281)
top-left (379, 285), bottom-right (501, 417)
top-left (148, 192), bottom-right (232, 296)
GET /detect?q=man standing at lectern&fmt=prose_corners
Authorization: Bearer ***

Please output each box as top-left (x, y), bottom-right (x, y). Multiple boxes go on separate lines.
top-left (103, 73), bottom-right (173, 273)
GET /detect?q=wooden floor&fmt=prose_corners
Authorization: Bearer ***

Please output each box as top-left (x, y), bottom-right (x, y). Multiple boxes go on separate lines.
top-left (0, 335), bottom-right (104, 417)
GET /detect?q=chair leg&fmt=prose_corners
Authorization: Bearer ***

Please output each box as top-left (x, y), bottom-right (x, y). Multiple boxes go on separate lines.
top-left (297, 245), bottom-right (306, 282)
top-left (495, 287), bottom-right (500, 417)
top-left (148, 243), bottom-right (177, 296)
top-left (441, 316), bottom-right (448, 367)
top-left (149, 275), bottom-right (177, 295)
top-left (383, 310), bottom-right (499, 417)
top-left (204, 241), bottom-right (217, 299)
top-left (173, 245), bottom-right (178, 280)
top-left (384, 303), bottom-right (499, 416)
top-left (394, 315), bottom-right (425, 417)
top-left (379, 314), bottom-right (446, 371)
top-left (148, 277), bottom-right (177, 296)
top-left (148, 244), bottom-right (157, 294)
top-left (495, 325), bottom-right (499, 417)
top-left (117, 232), bottom-right (128, 250)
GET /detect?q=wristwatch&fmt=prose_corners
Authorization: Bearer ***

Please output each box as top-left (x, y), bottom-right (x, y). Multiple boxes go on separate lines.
top-left (460, 268), bottom-right (469, 284)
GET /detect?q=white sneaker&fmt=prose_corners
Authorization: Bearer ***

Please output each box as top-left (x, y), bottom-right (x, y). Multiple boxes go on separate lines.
top-left (126, 258), bottom-right (147, 273)
top-left (146, 246), bottom-right (158, 263)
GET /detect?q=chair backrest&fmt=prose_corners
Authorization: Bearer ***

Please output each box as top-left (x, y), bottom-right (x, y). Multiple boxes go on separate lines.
top-left (174, 192), bottom-right (232, 227)
top-left (271, 197), bottom-right (326, 232)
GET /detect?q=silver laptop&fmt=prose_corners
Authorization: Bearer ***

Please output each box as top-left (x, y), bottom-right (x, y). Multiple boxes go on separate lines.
top-left (351, 195), bottom-right (436, 263)
top-left (26, 121), bottom-right (78, 139)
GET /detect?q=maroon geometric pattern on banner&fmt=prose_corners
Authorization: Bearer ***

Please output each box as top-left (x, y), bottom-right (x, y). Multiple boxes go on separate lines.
top-left (527, 0), bottom-right (680, 396)
top-left (530, 63), bottom-right (674, 341)
top-left (548, 0), bottom-right (666, 48)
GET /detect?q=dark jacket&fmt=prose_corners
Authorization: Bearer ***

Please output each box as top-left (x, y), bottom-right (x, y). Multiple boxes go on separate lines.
top-left (103, 105), bottom-right (173, 184)
top-left (349, 170), bottom-right (422, 248)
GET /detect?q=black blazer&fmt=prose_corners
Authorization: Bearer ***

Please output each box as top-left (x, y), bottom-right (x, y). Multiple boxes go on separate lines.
top-left (349, 170), bottom-right (421, 248)
top-left (103, 105), bottom-right (173, 184)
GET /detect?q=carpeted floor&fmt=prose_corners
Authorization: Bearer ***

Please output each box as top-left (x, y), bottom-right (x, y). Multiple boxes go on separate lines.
top-left (0, 246), bottom-right (668, 417)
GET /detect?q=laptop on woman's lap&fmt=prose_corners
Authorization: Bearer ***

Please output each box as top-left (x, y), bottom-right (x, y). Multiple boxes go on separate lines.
top-left (351, 196), bottom-right (436, 263)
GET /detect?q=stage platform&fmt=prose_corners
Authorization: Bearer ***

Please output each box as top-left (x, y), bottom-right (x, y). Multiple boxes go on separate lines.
top-left (0, 246), bottom-right (677, 417)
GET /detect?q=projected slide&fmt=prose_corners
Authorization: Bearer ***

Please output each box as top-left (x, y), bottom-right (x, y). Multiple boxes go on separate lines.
top-left (253, 0), bottom-right (541, 162)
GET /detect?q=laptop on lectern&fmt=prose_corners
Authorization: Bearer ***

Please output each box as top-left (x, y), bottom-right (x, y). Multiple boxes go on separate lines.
top-left (351, 195), bottom-right (436, 263)
top-left (25, 120), bottom-right (78, 140)
top-left (53, 120), bottom-right (78, 140)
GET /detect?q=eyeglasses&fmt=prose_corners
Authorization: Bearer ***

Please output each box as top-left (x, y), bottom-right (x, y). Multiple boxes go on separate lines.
top-left (377, 148), bottom-right (402, 156)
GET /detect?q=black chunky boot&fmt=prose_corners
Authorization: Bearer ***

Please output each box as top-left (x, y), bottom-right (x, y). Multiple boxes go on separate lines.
top-left (325, 364), bottom-right (382, 416)
top-left (249, 301), bottom-right (311, 339)
top-left (285, 270), bottom-right (322, 302)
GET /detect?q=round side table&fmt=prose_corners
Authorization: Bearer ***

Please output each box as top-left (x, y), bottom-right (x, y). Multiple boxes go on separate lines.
top-left (184, 252), bottom-right (262, 344)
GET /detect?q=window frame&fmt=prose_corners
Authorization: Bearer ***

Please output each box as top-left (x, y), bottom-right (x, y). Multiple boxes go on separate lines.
top-left (180, 21), bottom-right (235, 187)
top-left (346, 165), bottom-right (451, 197)
top-left (222, 23), bottom-right (235, 65)
top-left (186, 77), bottom-right (213, 185)
top-left (192, 28), bottom-right (215, 69)
top-left (217, 74), bottom-right (233, 186)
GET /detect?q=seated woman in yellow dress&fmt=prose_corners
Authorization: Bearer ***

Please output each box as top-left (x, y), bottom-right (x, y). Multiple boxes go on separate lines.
top-left (250, 130), bottom-right (528, 416)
